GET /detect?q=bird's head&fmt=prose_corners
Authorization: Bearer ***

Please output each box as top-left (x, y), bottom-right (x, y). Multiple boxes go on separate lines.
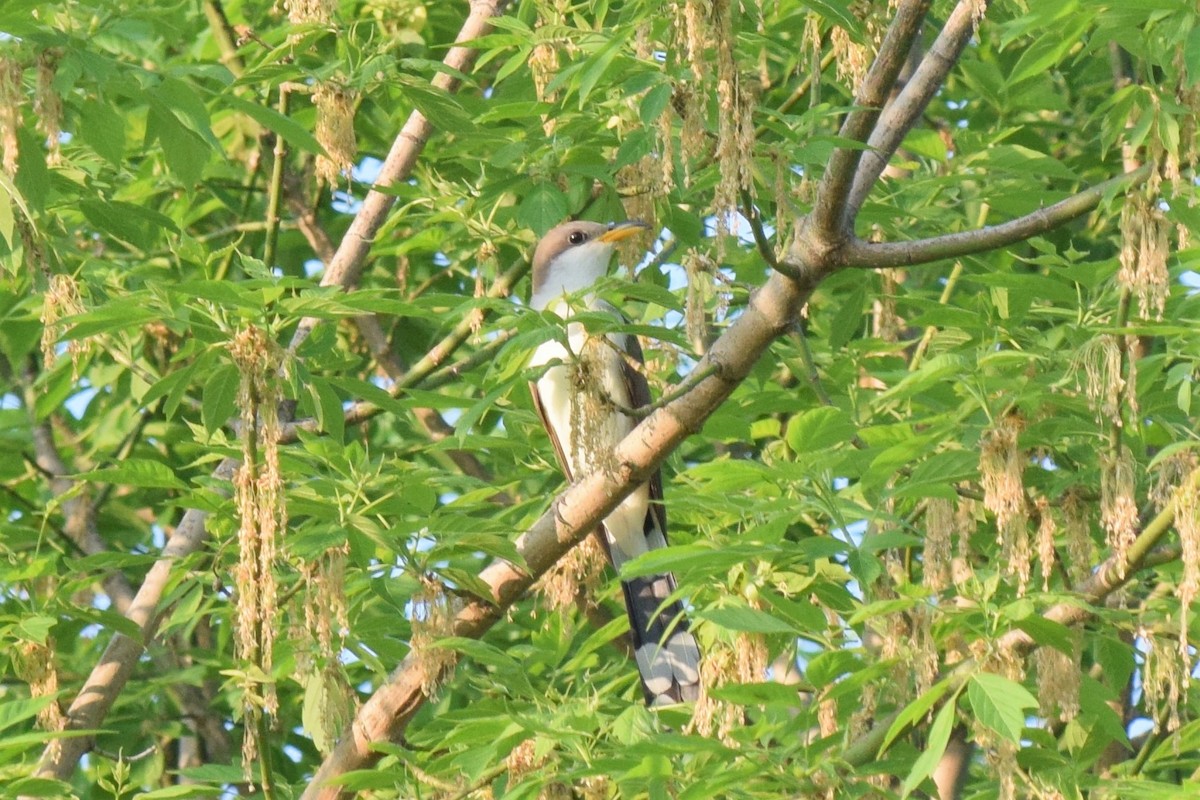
top-left (530, 219), bottom-right (648, 310)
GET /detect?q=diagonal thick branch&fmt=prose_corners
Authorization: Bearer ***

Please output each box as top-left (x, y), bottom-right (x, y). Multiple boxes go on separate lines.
top-left (299, 271), bottom-right (812, 800)
top-left (31, 0), bottom-right (512, 783)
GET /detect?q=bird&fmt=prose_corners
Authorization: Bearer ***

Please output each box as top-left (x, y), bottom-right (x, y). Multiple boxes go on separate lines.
top-left (527, 218), bottom-right (701, 705)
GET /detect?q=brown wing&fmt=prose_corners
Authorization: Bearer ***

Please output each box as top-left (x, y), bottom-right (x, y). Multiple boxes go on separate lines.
top-left (529, 379), bottom-right (574, 482)
top-left (620, 333), bottom-right (667, 541)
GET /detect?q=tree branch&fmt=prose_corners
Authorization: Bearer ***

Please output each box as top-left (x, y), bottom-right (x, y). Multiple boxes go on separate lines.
top-left (300, 271), bottom-right (810, 799)
top-left (20, 368), bottom-right (137, 615)
top-left (31, 0), bottom-right (512, 783)
top-left (262, 87), bottom-right (289, 269)
top-left (835, 164), bottom-right (1152, 270)
top-left (740, 189), bottom-right (781, 271)
top-left (841, 463), bottom-right (1196, 771)
top-left (288, 0), bottom-right (512, 355)
top-left (807, 0), bottom-right (932, 241)
top-left (843, 0), bottom-right (991, 220)
top-left (202, 0), bottom-right (246, 77)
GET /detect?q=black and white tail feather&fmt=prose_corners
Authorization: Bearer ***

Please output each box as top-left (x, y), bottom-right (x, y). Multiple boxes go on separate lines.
top-left (610, 515), bottom-right (701, 705)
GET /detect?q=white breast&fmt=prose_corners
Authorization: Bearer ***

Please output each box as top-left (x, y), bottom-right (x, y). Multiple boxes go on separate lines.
top-left (531, 298), bottom-right (650, 563)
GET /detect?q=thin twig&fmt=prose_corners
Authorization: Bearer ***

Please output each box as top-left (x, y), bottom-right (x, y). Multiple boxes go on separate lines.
top-left (202, 0), bottom-right (245, 77)
top-left (599, 363), bottom-right (720, 419)
top-left (441, 763), bottom-right (508, 800)
top-left (768, 49), bottom-right (838, 124)
top-left (790, 328), bottom-right (835, 407)
top-left (908, 260), bottom-right (962, 371)
top-left (907, 201), bottom-right (987, 370)
top-left (262, 88), bottom-right (289, 270)
top-left (740, 189), bottom-right (782, 272)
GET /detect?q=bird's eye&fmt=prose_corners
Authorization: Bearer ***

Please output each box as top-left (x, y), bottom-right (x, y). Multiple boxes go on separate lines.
top-left (567, 231), bottom-right (588, 245)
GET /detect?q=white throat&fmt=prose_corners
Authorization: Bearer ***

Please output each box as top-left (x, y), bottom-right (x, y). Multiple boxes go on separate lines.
top-left (530, 242), bottom-right (613, 311)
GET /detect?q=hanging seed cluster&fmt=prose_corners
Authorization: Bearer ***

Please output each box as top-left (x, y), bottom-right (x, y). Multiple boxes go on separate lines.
top-left (229, 325), bottom-right (286, 771)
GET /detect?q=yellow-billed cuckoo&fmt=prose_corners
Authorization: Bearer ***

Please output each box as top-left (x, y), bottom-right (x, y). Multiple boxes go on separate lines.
top-left (528, 219), bottom-right (701, 705)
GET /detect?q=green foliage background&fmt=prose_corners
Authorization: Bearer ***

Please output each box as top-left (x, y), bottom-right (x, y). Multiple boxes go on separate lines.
top-left (2, 0), bottom-right (1200, 797)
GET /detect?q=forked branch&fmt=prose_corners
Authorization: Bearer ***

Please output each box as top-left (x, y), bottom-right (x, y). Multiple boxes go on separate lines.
top-left (844, 0), bottom-right (992, 220)
top-left (808, 0), bottom-right (933, 240)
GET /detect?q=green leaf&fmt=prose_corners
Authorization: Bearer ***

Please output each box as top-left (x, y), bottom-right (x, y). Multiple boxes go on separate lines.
top-left (308, 376), bottom-right (346, 442)
top-left (1007, 18), bottom-right (1093, 86)
top-left (175, 765), bottom-right (247, 784)
top-left (76, 459), bottom-right (187, 490)
top-left (15, 128), bottom-right (49, 212)
top-left (62, 297), bottom-right (161, 340)
top-left (576, 34), bottom-right (627, 107)
top-left (881, 678), bottom-right (958, 754)
top-left (760, 590), bottom-right (827, 634)
top-left (902, 698), bottom-right (957, 797)
top-left (202, 364), bottom-right (240, 436)
top-left (0, 696), bottom-right (59, 733)
top-left (1009, 612), bottom-right (1076, 657)
top-left (786, 406), bottom-right (857, 452)
top-left (618, 280), bottom-right (685, 312)
top-left (974, 144), bottom-right (1079, 180)
top-left (397, 77), bottom-right (476, 132)
top-left (848, 596), bottom-right (919, 626)
top-left (1, 778), bottom-right (78, 798)
top-left (0, 728), bottom-right (110, 759)
top-left (620, 543), bottom-right (773, 579)
top-left (1186, 26), bottom-right (1200, 81)
top-left (892, 449), bottom-right (978, 500)
top-left (0, 174), bottom-right (16, 251)
top-left (223, 93), bottom-right (325, 156)
top-left (79, 200), bottom-right (172, 250)
top-left (806, 650), bottom-right (863, 689)
top-left (302, 670), bottom-right (352, 756)
top-left (145, 96), bottom-right (213, 185)
top-left (827, 283), bottom-right (866, 350)
top-left (639, 82), bottom-right (672, 122)
top-left (78, 98), bottom-right (127, 165)
top-left (517, 183), bottom-right (570, 235)
top-left (697, 604), bottom-right (795, 634)
top-left (1093, 634), bottom-right (1136, 693)
top-left (134, 785), bottom-right (225, 798)
top-left (967, 672), bottom-right (1036, 742)
top-left (877, 354), bottom-right (970, 404)
top-left (17, 614), bottom-right (57, 643)
top-left (707, 681), bottom-right (805, 706)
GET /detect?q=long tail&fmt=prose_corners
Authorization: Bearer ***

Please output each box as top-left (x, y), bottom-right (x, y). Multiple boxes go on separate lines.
top-left (621, 572), bottom-right (701, 705)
